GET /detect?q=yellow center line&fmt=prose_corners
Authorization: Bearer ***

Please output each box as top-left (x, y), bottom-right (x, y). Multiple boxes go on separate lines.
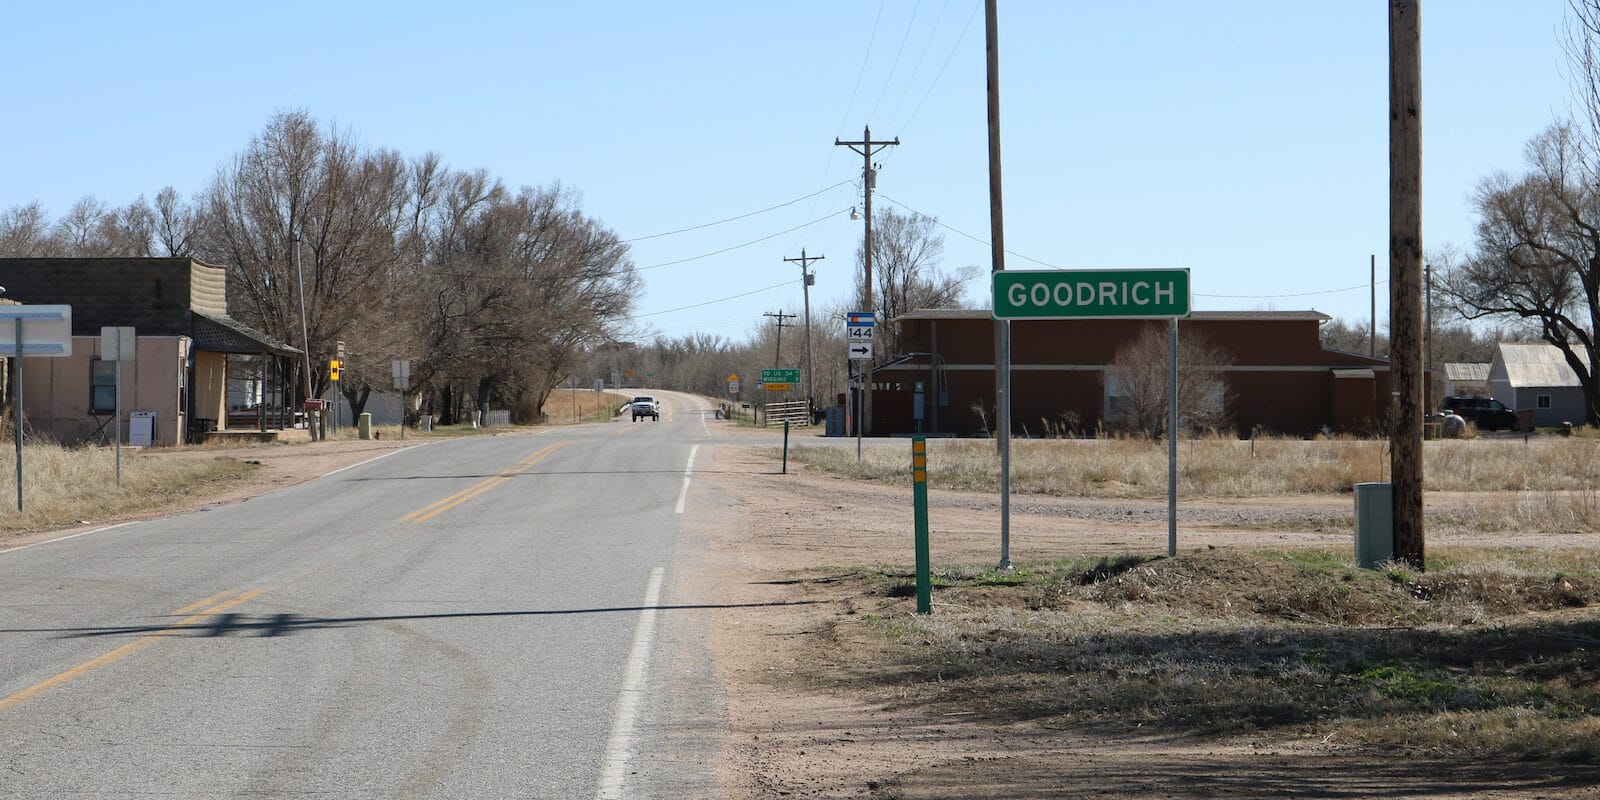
top-left (398, 442), bottom-right (570, 523)
top-left (0, 588), bottom-right (268, 714)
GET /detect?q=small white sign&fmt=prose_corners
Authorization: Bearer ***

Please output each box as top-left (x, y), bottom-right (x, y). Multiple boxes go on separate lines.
top-left (0, 305), bottom-right (73, 357)
top-left (848, 342), bottom-right (873, 361)
top-left (100, 326), bottom-right (136, 362)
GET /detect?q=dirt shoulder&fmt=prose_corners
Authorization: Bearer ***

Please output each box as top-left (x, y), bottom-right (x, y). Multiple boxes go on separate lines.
top-left (689, 440), bottom-right (1600, 799)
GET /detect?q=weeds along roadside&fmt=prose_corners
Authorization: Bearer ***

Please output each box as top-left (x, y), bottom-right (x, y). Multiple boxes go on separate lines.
top-left (0, 441), bottom-right (257, 535)
top-left (812, 547), bottom-right (1600, 763)
top-left (786, 435), bottom-right (1600, 496)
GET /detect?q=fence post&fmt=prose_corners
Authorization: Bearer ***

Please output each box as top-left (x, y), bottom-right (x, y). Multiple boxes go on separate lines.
top-left (782, 420), bottom-right (790, 474)
top-left (912, 436), bottom-right (931, 614)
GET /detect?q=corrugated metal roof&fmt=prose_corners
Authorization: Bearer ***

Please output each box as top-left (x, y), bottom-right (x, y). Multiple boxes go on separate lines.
top-left (1443, 362), bottom-right (1490, 381)
top-left (1496, 343), bottom-right (1589, 388)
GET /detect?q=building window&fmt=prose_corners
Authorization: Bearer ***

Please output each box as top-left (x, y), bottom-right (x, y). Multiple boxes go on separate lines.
top-left (91, 359), bottom-right (116, 414)
top-left (1105, 371), bottom-right (1132, 422)
top-left (1537, 394), bottom-right (1552, 409)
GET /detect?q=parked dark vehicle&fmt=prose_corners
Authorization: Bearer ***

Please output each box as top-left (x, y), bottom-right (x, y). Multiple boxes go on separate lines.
top-left (1440, 396), bottom-right (1518, 431)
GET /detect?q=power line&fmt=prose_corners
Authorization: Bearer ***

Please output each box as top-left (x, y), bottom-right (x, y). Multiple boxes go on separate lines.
top-left (876, 191), bottom-right (1397, 302)
top-left (629, 278), bottom-right (797, 319)
top-left (635, 209), bottom-right (850, 272)
top-left (836, 0), bottom-right (890, 138)
top-left (885, 0), bottom-right (954, 132)
top-left (866, 0), bottom-right (923, 125)
top-left (621, 181), bottom-right (852, 243)
top-left (889, 1), bottom-right (983, 143)
top-left (1197, 281), bottom-right (1389, 299)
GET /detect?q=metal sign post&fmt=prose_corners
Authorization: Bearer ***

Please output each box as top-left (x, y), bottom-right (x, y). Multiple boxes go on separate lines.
top-left (2, 305), bottom-right (73, 511)
top-left (391, 359), bottom-right (411, 440)
top-left (847, 312), bottom-right (875, 460)
top-left (990, 269), bottom-right (1192, 558)
top-left (101, 326), bottom-right (136, 486)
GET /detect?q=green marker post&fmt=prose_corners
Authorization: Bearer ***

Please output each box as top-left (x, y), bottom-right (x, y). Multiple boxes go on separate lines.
top-left (912, 436), bottom-right (931, 614)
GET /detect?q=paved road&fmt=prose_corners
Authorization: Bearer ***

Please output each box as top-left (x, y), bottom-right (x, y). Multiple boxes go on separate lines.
top-left (0, 391), bottom-right (727, 798)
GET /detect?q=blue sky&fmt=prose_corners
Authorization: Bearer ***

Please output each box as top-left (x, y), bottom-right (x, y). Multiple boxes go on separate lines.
top-left (1, 2), bottom-right (1576, 343)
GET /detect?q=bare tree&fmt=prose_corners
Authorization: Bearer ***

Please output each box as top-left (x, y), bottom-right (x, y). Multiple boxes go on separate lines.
top-left (197, 110), bottom-right (412, 407)
top-left (153, 187), bottom-right (199, 257)
top-left (1437, 1), bottom-right (1600, 425)
top-left (0, 203), bottom-right (53, 256)
top-left (1106, 324), bottom-right (1233, 438)
top-left (1442, 123), bottom-right (1599, 424)
top-left (858, 208), bottom-right (978, 355)
top-left (415, 177), bottom-right (636, 424)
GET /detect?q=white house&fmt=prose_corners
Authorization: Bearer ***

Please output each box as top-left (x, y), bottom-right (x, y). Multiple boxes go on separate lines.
top-left (1488, 343), bottom-right (1590, 427)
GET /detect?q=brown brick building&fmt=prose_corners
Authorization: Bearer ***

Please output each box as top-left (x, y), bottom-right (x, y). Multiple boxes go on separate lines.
top-left (864, 309), bottom-right (1396, 437)
top-left (0, 258), bottom-right (300, 445)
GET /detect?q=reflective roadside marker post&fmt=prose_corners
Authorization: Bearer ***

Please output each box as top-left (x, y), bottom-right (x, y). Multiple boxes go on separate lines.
top-left (912, 436), bottom-right (931, 614)
top-left (782, 420), bottom-right (790, 475)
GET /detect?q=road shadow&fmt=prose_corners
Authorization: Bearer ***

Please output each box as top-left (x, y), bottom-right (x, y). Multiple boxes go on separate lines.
top-left (4, 599), bottom-right (821, 640)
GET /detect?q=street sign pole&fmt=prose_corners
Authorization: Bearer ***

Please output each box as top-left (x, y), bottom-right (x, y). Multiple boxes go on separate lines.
top-left (1168, 318), bottom-right (1179, 556)
top-left (114, 345), bottom-right (122, 487)
top-left (13, 318), bottom-right (21, 512)
top-left (4, 306), bottom-right (74, 512)
top-left (991, 269), bottom-right (1191, 558)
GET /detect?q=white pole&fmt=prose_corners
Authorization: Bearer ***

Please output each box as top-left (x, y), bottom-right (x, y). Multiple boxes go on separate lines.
top-left (13, 318), bottom-right (22, 512)
top-left (114, 349), bottom-right (122, 487)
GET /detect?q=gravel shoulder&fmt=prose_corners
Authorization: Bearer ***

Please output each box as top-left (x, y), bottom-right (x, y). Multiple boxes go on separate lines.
top-left (688, 433), bottom-right (1600, 799)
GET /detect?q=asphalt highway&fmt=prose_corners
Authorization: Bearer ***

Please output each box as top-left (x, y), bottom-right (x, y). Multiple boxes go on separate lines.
top-left (0, 391), bottom-right (726, 798)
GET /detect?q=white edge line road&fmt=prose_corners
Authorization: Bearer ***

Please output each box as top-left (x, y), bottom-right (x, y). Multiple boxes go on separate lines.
top-left (673, 444), bottom-right (699, 515)
top-left (596, 565), bottom-right (666, 799)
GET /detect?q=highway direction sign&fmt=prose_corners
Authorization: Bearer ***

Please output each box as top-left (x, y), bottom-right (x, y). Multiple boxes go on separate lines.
top-left (848, 342), bottom-right (873, 361)
top-left (992, 268), bottom-right (1190, 319)
top-left (760, 369), bottom-right (800, 385)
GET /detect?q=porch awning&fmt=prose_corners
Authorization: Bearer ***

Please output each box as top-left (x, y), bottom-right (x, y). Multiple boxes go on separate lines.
top-left (192, 311), bottom-right (301, 356)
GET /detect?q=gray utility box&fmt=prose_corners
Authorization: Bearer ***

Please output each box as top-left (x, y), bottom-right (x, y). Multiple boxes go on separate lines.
top-left (1353, 482), bottom-right (1394, 568)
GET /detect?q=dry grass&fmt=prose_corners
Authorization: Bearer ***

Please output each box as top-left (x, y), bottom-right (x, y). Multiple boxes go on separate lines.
top-left (542, 389), bottom-right (634, 424)
top-left (815, 546), bottom-right (1600, 763)
top-left (791, 435), bottom-right (1600, 497)
top-left (0, 441), bottom-right (257, 535)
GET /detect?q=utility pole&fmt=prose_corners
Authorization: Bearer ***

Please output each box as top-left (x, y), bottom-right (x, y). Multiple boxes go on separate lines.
top-left (293, 232), bottom-right (317, 442)
top-left (1390, 0), bottom-right (1426, 570)
top-left (984, 0), bottom-right (1013, 571)
top-left (1370, 253), bottom-right (1377, 358)
top-left (784, 249), bottom-right (824, 415)
top-left (836, 126), bottom-right (899, 435)
top-left (1425, 261), bottom-right (1433, 402)
top-left (764, 311), bottom-right (795, 369)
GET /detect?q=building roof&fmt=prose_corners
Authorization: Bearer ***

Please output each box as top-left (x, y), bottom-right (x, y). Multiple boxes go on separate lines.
top-left (1495, 342), bottom-right (1589, 388)
top-left (1443, 362), bottom-right (1490, 382)
top-left (893, 308), bottom-right (1331, 322)
top-left (193, 311), bottom-right (301, 356)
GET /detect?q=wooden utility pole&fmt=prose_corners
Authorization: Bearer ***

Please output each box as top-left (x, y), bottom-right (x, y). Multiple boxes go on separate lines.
top-left (984, 0), bottom-right (1013, 571)
top-left (1389, 0), bottom-right (1426, 569)
top-left (835, 126), bottom-right (899, 435)
top-left (784, 250), bottom-right (824, 414)
top-left (764, 310), bottom-right (796, 369)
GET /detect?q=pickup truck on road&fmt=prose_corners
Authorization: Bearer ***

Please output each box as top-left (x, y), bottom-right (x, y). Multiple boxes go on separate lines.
top-left (630, 395), bottom-right (660, 421)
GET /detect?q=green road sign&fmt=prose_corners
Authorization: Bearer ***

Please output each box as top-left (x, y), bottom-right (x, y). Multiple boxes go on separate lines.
top-left (992, 268), bottom-right (1191, 319)
top-left (760, 369), bottom-right (801, 384)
